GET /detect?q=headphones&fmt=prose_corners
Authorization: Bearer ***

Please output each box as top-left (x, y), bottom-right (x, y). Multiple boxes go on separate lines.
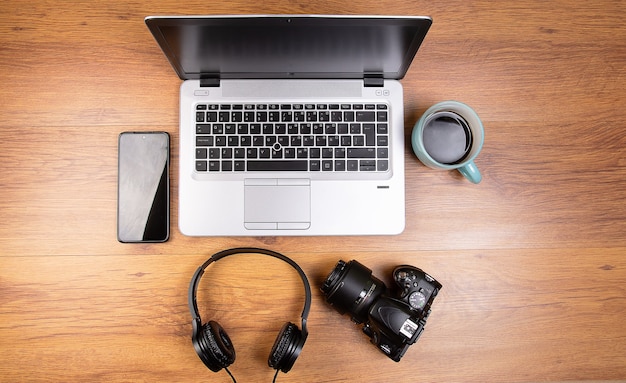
top-left (188, 248), bottom-right (311, 381)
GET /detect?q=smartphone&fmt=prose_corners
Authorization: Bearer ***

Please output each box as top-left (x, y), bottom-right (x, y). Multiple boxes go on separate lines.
top-left (117, 132), bottom-right (170, 243)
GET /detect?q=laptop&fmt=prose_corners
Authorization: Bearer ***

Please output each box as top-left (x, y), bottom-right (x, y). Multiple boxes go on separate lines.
top-left (145, 15), bottom-right (432, 236)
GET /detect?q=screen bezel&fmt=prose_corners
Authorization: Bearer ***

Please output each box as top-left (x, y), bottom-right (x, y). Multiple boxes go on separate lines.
top-left (145, 15), bottom-right (432, 81)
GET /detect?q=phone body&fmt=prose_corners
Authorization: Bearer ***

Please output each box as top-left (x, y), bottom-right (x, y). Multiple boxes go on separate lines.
top-left (117, 131), bottom-right (170, 243)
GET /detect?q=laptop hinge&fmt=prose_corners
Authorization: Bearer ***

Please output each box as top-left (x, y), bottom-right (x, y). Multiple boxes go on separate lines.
top-left (200, 77), bottom-right (220, 87)
top-left (364, 74), bottom-right (385, 87)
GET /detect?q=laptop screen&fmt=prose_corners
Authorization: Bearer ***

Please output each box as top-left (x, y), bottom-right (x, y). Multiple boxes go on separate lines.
top-left (146, 15), bottom-right (432, 81)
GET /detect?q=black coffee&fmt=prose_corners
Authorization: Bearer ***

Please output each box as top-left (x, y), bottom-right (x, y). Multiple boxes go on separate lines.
top-left (422, 114), bottom-right (472, 164)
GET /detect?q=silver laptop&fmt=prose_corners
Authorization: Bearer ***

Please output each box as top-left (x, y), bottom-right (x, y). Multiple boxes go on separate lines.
top-left (145, 15), bottom-right (432, 236)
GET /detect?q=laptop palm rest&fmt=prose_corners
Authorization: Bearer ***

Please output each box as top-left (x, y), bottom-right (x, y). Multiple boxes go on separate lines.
top-left (244, 179), bottom-right (311, 230)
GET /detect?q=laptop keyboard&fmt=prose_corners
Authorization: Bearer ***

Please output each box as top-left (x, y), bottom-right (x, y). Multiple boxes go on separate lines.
top-left (194, 103), bottom-right (390, 173)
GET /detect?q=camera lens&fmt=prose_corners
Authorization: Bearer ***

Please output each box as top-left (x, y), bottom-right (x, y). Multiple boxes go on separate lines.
top-left (321, 260), bottom-right (386, 323)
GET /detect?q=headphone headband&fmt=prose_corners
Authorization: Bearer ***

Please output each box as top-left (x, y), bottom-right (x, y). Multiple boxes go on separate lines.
top-left (188, 247), bottom-right (311, 338)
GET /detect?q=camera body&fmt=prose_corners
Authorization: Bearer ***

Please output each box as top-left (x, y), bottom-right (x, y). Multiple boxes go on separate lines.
top-left (321, 260), bottom-right (442, 362)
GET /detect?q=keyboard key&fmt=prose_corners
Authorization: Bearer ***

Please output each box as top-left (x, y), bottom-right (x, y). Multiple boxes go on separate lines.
top-left (363, 124), bottom-right (376, 146)
top-left (196, 161), bottom-right (207, 171)
top-left (212, 124), bottom-right (224, 134)
top-left (215, 136), bottom-right (226, 146)
top-left (227, 136), bottom-right (239, 146)
top-left (225, 124), bottom-right (236, 134)
top-left (281, 111), bottom-right (293, 122)
top-left (347, 160), bottom-right (358, 171)
top-left (196, 148), bottom-right (207, 159)
top-left (335, 160), bottom-right (346, 171)
top-left (206, 112), bottom-right (218, 122)
top-left (248, 160), bottom-right (308, 171)
top-left (244, 111), bottom-right (255, 122)
top-left (259, 148), bottom-right (270, 158)
top-left (348, 148), bottom-right (376, 158)
top-left (197, 136), bottom-right (213, 146)
top-left (237, 124), bottom-right (249, 134)
top-left (356, 111), bottom-right (376, 121)
top-left (360, 160), bottom-right (376, 171)
top-left (310, 148), bottom-right (321, 158)
top-left (246, 148), bottom-right (258, 158)
top-left (294, 111), bottom-right (305, 121)
top-left (353, 136), bottom-right (365, 146)
top-left (232, 111), bottom-right (243, 122)
top-left (221, 148), bottom-right (233, 159)
top-left (209, 148), bottom-right (220, 159)
top-left (196, 124), bottom-right (211, 134)
top-left (269, 111), bottom-right (280, 122)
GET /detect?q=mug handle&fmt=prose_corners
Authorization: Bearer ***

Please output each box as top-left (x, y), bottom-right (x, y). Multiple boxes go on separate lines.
top-left (457, 161), bottom-right (482, 184)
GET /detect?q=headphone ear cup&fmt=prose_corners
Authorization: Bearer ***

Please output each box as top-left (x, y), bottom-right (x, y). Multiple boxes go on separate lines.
top-left (268, 322), bottom-right (303, 373)
top-left (196, 321), bottom-right (236, 372)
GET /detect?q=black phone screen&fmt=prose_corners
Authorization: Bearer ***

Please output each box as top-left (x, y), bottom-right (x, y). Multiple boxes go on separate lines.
top-left (117, 132), bottom-right (170, 242)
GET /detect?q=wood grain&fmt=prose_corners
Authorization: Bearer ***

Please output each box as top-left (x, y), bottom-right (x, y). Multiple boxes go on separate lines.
top-left (1, 0), bottom-right (625, 382)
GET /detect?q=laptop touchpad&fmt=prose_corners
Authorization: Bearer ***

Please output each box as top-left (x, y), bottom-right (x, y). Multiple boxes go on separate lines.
top-left (244, 179), bottom-right (311, 230)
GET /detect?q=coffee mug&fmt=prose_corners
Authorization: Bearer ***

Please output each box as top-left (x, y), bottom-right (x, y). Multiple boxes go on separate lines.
top-left (411, 101), bottom-right (484, 184)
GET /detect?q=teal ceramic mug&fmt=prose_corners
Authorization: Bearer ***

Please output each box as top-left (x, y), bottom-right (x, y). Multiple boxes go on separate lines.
top-left (411, 101), bottom-right (484, 184)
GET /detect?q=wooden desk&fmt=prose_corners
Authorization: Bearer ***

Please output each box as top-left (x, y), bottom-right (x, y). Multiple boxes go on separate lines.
top-left (2, 1), bottom-right (625, 382)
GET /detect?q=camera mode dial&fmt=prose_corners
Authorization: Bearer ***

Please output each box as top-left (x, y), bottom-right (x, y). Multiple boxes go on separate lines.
top-left (393, 266), bottom-right (441, 312)
top-left (408, 291), bottom-right (427, 310)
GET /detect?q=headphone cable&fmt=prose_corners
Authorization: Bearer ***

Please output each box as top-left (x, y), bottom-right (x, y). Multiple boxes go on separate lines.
top-left (222, 366), bottom-right (279, 383)
top-left (225, 367), bottom-right (236, 383)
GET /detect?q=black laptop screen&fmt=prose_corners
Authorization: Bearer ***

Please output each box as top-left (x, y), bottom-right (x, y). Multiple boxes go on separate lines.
top-left (146, 16), bottom-right (432, 80)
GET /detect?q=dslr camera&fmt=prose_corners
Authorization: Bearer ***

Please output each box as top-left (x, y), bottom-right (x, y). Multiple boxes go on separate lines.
top-left (321, 260), bottom-right (442, 362)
